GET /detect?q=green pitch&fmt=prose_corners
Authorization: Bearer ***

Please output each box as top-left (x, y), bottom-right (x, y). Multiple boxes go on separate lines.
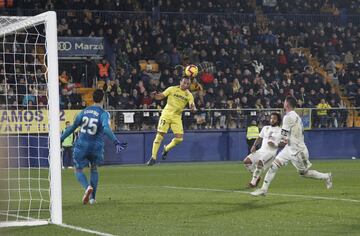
top-left (2, 160), bottom-right (360, 236)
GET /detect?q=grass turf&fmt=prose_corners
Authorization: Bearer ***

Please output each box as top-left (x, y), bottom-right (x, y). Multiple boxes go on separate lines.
top-left (1, 160), bottom-right (360, 236)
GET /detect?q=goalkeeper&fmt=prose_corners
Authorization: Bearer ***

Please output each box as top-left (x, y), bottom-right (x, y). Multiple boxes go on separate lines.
top-left (61, 89), bottom-right (127, 204)
top-left (147, 77), bottom-right (196, 166)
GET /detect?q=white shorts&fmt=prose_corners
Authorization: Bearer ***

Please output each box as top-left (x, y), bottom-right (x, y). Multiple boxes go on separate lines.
top-left (247, 151), bottom-right (276, 170)
top-left (275, 146), bottom-right (312, 172)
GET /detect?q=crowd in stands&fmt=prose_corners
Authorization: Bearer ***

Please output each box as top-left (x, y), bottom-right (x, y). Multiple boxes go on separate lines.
top-left (2, 1), bottom-right (360, 129)
top-left (0, 25), bottom-right (50, 111)
top-left (16, 0), bottom-right (360, 15)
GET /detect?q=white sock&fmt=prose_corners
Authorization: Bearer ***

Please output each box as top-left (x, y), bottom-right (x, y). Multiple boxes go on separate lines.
top-left (250, 167), bottom-right (262, 185)
top-left (261, 163), bottom-right (279, 191)
top-left (303, 170), bottom-right (329, 180)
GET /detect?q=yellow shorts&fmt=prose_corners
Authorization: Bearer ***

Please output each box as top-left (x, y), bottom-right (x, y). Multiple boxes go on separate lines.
top-left (157, 115), bottom-right (183, 134)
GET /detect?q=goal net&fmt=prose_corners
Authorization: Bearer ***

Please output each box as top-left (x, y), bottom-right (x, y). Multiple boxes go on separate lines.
top-left (0, 11), bottom-right (62, 227)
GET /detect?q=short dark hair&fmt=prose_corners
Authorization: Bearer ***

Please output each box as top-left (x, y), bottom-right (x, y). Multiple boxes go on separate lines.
top-left (285, 96), bottom-right (297, 108)
top-left (93, 89), bottom-right (104, 103)
top-left (270, 112), bottom-right (282, 126)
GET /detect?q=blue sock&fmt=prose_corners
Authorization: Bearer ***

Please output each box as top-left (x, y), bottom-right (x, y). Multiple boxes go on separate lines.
top-left (90, 167), bottom-right (99, 199)
top-left (75, 170), bottom-right (89, 190)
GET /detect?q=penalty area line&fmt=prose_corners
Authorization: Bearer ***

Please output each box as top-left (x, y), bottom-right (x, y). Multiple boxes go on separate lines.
top-left (59, 223), bottom-right (115, 236)
top-left (161, 185), bottom-right (360, 203)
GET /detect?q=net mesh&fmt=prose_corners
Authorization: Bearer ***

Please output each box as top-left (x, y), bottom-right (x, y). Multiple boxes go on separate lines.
top-left (0, 16), bottom-right (51, 223)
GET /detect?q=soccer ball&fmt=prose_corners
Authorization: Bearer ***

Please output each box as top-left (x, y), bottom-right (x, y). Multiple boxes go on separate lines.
top-left (184, 65), bottom-right (199, 77)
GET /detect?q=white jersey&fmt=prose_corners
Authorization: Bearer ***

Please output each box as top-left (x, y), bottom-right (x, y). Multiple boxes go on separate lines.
top-left (282, 110), bottom-right (307, 154)
top-left (258, 125), bottom-right (282, 154)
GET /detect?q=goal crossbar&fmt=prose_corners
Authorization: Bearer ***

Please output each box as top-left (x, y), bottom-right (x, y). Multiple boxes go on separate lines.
top-left (0, 12), bottom-right (54, 36)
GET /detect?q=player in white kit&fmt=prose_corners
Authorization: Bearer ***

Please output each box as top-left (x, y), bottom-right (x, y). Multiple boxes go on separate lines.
top-left (251, 96), bottom-right (333, 196)
top-left (243, 113), bottom-right (282, 188)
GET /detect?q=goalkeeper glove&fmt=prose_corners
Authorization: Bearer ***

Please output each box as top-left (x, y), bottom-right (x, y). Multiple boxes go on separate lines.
top-left (115, 141), bottom-right (127, 153)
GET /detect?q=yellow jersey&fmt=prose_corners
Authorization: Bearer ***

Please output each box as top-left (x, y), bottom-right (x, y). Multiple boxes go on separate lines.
top-left (316, 103), bottom-right (331, 116)
top-left (161, 86), bottom-right (194, 118)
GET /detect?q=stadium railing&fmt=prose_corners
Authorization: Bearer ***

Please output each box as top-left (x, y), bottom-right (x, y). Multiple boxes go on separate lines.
top-left (107, 107), bottom-right (360, 131)
top-left (4, 9), bottom-right (360, 25)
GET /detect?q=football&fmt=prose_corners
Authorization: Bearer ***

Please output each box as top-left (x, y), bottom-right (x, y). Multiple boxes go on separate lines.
top-left (184, 64), bottom-right (199, 77)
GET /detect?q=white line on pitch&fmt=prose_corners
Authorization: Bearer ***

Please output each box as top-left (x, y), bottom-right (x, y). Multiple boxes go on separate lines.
top-left (0, 212), bottom-right (115, 235)
top-left (64, 184), bottom-right (360, 203)
top-left (160, 185), bottom-right (360, 203)
top-left (59, 223), bottom-right (115, 236)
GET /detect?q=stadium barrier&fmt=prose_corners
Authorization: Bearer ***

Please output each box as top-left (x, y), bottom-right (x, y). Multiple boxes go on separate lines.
top-left (107, 108), bottom-right (359, 131)
top-left (1, 108), bottom-right (358, 166)
top-left (104, 128), bottom-right (359, 165)
top-left (4, 127), bottom-right (359, 167)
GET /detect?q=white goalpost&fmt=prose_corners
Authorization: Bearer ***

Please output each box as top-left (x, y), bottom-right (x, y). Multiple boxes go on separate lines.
top-left (0, 11), bottom-right (62, 227)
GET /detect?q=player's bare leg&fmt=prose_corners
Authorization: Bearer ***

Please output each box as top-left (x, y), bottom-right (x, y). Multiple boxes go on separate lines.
top-left (243, 157), bottom-right (255, 173)
top-left (251, 160), bottom-right (282, 196)
top-left (162, 133), bottom-right (183, 160)
top-left (147, 132), bottom-right (165, 166)
top-left (249, 160), bottom-right (263, 188)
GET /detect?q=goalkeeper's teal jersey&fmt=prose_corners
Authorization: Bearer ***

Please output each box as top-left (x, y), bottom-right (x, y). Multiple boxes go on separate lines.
top-left (61, 105), bottom-right (118, 155)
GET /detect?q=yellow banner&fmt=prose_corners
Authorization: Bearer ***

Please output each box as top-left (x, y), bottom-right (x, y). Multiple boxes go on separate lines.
top-left (0, 110), bottom-right (81, 134)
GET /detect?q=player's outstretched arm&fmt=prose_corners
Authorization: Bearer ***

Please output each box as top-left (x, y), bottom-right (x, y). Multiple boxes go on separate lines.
top-left (151, 92), bottom-right (166, 100)
top-left (152, 87), bottom-right (172, 100)
top-left (60, 113), bottom-right (82, 142)
top-left (188, 92), bottom-right (196, 112)
top-left (101, 112), bottom-right (127, 153)
top-left (189, 103), bottom-right (197, 113)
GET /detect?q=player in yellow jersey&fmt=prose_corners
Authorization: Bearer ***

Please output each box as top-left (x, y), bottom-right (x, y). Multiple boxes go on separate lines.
top-left (147, 77), bottom-right (196, 166)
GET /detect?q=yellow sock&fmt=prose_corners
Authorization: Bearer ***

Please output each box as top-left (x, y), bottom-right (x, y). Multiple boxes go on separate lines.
top-left (151, 134), bottom-right (164, 160)
top-left (165, 137), bottom-right (183, 152)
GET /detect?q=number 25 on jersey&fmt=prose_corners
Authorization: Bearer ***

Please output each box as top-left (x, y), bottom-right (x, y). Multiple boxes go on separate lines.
top-left (80, 117), bottom-right (98, 135)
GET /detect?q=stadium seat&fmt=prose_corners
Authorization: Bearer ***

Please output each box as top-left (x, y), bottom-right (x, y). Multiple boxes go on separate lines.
top-left (77, 88), bottom-right (96, 105)
top-left (139, 60), bottom-right (159, 72)
top-left (355, 116), bottom-right (360, 127)
top-left (97, 80), bottom-right (105, 89)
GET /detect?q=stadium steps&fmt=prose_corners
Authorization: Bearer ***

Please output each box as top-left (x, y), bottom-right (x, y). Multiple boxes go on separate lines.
top-left (245, 0), bottom-right (360, 127)
top-left (294, 47), bottom-right (359, 127)
top-left (254, 1), bottom-right (268, 29)
top-left (77, 88), bottom-right (95, 106)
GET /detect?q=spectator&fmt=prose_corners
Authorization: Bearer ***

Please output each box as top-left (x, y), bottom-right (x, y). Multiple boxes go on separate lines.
top-left (68, 88), bottom-right (82, 108)
top-left (255, 98), bottom-right (264, 110)
top-left (345, 80), bottom-right (358, 97)
top-left (141, 90), bottom-right (153, 107)
top-left (232, 78), bottom-right (241, 94)
top-left (108, 90), bottom-right (119, 109)
top-left (97, 59), bottom-right (111, 81)
top-left (327, 88), bottom-right (340, 104)
top-left (316, 99), bottom-right (331, 128)
top-left (355, 88), bottom-right (360, 107)
top-left (22, 86), bottom-right (37, 108)
top-left (277, 50), bottom-right (288, 72)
